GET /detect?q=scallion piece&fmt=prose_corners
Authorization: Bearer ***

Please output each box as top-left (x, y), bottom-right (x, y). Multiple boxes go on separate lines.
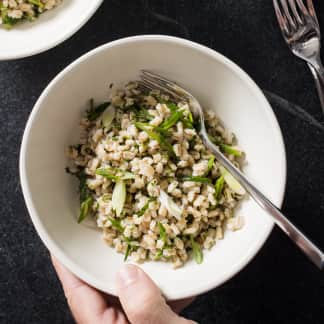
top-left (214, 175), bottom-right (225, 200)
top-left (207, 156), bottom-right (215, 174)
top-left (112, 180), bottom-right (126, 217)
top-left (159, 190), bottom-right (183, 220)
top-left (220, 144), bottom-right (242, 157)
top-left (87, 101), bottom-right (110, 121)
top-left (182, 176), bottom-right (211, 184)
top-left (102, 104), bottom-right (116, 129)
top-left (160, 110), bottom-right (183, 130)
top-left (124, 244), bottom-right (132, 261)
top-left (134, 122), bottom-right (175, 157)
top-left (78, 196), bottom-right (93, 223)
top-left (28, 0), bottom-right (44, 8)
top-left (190, 236), bottom-right (203, 264)
top-left (158, 222), bottom-right (167, 244)
top-left (219, 166), bottom-right (246, 195)
top-left (137, 198), bottom-right (155, 216)
top-left (108, 217), bottom-right (124, 232)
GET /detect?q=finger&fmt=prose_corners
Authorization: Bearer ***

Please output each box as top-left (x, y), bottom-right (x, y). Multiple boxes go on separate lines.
top-left (168, 297), bottom-right (196, 314)
top-left (52, 256), bottom-right (126, 324)
top-left (116, 264), bottom-right (195, 324)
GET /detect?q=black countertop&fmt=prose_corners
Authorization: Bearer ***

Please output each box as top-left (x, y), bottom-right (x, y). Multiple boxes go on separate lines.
top-left (1, 1), bottom-right (324, 323)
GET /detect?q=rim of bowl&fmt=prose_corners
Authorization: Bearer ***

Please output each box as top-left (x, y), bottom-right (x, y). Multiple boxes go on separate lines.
top-left (0, 0), bottom-right (103, 60)
top-left (20, 35), bottom-right (287, 300)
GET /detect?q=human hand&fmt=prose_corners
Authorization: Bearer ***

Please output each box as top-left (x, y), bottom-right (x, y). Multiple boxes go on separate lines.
top-left (51, 256), bottom-right (196, 324)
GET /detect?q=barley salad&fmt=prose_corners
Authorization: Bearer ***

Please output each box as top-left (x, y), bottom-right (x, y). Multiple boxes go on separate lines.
top-left (66, 82), bottom-right (246, 268)
top-left (0, 0), bottom-right (61, 29)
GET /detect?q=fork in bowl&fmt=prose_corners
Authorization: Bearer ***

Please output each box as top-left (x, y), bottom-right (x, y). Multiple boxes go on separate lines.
top-left (273, 0), bottom-right (324, 115)
top-left (139, 70), bottom-right (324, 269)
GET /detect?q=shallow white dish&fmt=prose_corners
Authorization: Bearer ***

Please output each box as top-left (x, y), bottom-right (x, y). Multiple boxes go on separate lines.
top-left (0, 0), bottom-right (103, 60)
top-left (20, 35), bottom-right (287, 300)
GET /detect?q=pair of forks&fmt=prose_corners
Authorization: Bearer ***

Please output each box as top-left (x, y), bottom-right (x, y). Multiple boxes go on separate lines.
top-left (273, 0), bottom-right (324, 115)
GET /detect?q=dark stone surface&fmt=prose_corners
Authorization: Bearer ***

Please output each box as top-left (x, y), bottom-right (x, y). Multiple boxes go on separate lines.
top-left (1, 1), bottom-right (324, 323)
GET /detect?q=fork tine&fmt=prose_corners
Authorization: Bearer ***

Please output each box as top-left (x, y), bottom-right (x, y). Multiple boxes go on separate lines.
top-left (306, 0), bottom-right (319, 26)
top-left (141, 70), bottom-right (177, 87)
top-left (295, 0), bottom-right (310, 17)
top-left (139, 77), bottom-right (184, 101)
top-left (273, 0), bottom-right (290, 35)
top-left (280, 0), bottom-right (297, 30)
top-left (287, 0), bottom-right (303, 25)
top-left (141, 70), bottom-right (187, 100)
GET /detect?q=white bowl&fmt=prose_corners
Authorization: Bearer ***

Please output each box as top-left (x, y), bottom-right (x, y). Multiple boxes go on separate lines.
top-left (0, 0), bottom-right (103, 60)
top-left (20, 35), bottom-right (287, 300)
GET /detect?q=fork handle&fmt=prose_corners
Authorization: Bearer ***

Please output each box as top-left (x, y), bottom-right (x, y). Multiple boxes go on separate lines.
top-left (201, 134), bottom-right (324, 269)
top-left (308, 61), bottom-right (324, 116)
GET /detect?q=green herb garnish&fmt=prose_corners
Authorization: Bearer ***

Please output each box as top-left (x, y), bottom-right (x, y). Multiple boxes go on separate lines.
top-left (160, 110), bottom-right (183, 130)
top-left (208, 135), bottom-right (242, 157)
top-left (136, 107), bottom-right (154, 122)
top-left (95, 168), bottom-right (120, 181)
top-left (87, 101), bottom-right (110, 121)
top-left (207, 156), bottom-right (215, 174)
top-left (96, 168), bottom-right (135, 181)
top-left (214, 175), bottom-right (225, 200)
top-left (220, 144), bottom-right (242, 157)
top-left (190, 236), bottom-right (203, 264)
top-left (78, 196), bottom-right (93, 223)
top-left (124, 244), bottom-right (132, 261)
top-left (28, 0), bottom-right (44, 8)
top-left (158, 222), bottom-right (167, 244)
top-left (108, 217), bottom-right (124, 232)
top-left (154, 249), bottom-right (163, 260)
top-left (137, 198), bottom-right (155, 216)
top-left (182, 176), bottom-right (212, 184)
top-left (135, 122), bottom-right (175, 157)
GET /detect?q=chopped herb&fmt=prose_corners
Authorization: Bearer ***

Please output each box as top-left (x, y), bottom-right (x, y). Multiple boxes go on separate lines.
top-left (124, 244), bottom-right (132, 261)
top-left (190, 236), bottom-right (203, 264)
top-left (135, 122), bottom-right (175, 157)
top-left (158, 222), bottom-right (167, 244)
top-left (112, 180), bottom-right (126, 217)
top-left (160, 110), bottom-right (183, 130)
top-left (102, 105), bottom-right (115, 128)
top-left (95, 169), bottom-right (119, 181)
top-left (137, 198), bottom-right (155, 216)
top-left (207, 156), bottom-right (215, 174)
top-left (78, 196), bottom-right (93, 223)
top-left (166, 102), bottom-right (178, 112)
top-left (182, 176), bottom-right (211, 184)
top-left (96, 168), bottom-right (135, 181)
top-left (2, 14), bottom-right (19, 28)
top-left (214, 175), bottom-right (225, 200)
top-left (76, 171), bottom-right (89, 203)
top-left (108, 217), bottom-right (124, 232)
top-left (208, 135), bottom-right (242, 157)
top-left (28, 0), bottom-right (44, 8)
top-left (220, 144), bottom-right (242, 157)
top-left (135, 107), bottom-right (154, 122)
top-left (154, 249), bottom-right (163, 260)
top-left (87, 101), bottom-right (110, 121)
top-left (219, 166), bottom-right (246, 195)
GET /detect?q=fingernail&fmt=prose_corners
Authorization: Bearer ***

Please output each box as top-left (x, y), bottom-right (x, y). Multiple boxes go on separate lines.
top-left (117, 264), bottom-right (140, 287)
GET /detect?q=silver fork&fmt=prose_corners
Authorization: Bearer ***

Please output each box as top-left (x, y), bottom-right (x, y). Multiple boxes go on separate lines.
top-left (139, 70), bottom-right (324, 269)
top-left (273, 0), bottom-right (324, 115)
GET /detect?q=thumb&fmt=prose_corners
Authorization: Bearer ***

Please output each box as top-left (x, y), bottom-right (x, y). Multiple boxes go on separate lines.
top-left (116, 264), bottom-right (195, 324)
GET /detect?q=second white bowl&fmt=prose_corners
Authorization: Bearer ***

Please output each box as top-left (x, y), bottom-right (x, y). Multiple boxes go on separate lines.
top-left (0, 0), bottom-right (103, 60)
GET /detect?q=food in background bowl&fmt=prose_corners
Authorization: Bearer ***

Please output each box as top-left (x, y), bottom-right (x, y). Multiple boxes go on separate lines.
top-left (66, 82), bottom-right (246, 268)
top-left (0, 0), bottom-right (62, 29)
